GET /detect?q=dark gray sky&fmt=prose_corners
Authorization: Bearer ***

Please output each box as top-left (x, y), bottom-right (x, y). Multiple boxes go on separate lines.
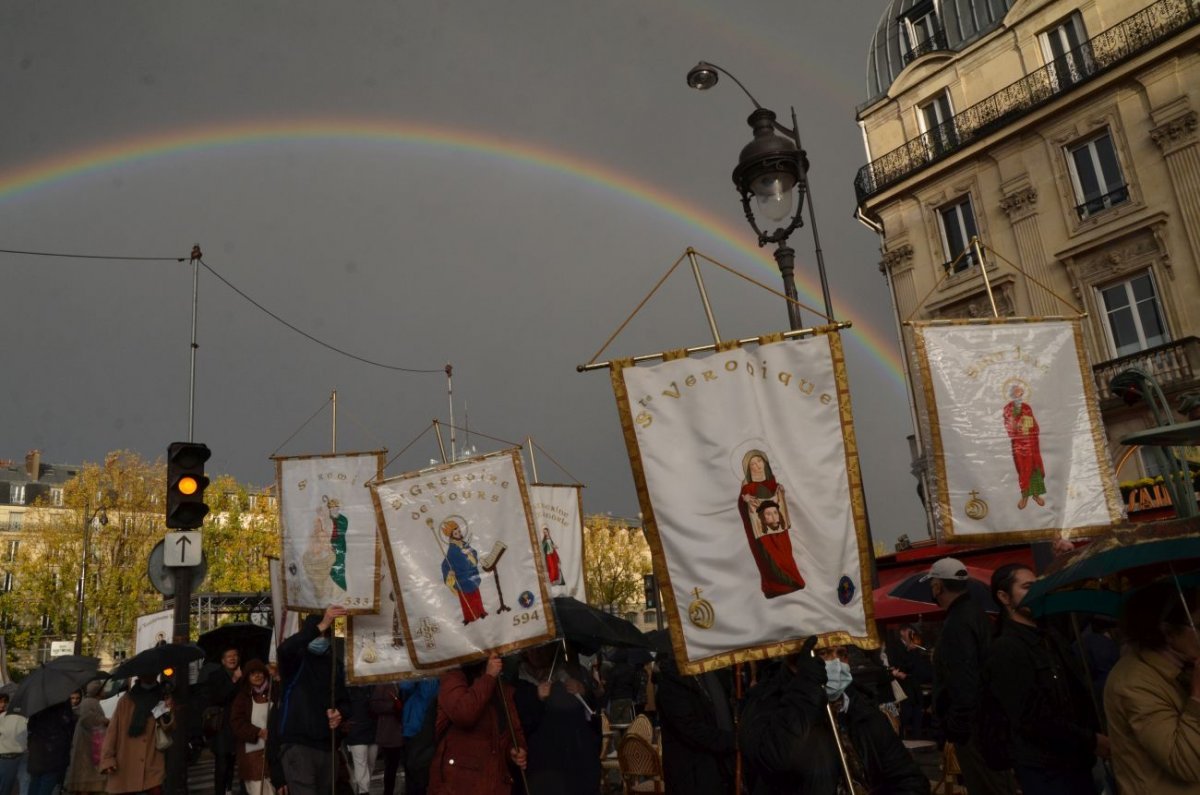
top-left (0, 1), bottom-right (926, 547)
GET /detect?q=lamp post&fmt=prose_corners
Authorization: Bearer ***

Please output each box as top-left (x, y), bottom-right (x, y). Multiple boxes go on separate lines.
top-left (686, 61), bottom-right (834, 331)
top-left (74, 499), bottom-right (109, 656)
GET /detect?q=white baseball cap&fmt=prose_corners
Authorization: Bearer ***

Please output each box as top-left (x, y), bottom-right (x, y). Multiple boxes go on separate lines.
top-left (919, 557), bottom-right (970, 582)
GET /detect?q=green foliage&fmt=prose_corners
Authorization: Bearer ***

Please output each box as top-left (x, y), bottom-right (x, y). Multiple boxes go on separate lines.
top-left (1, 451), bottom-right (278, 668)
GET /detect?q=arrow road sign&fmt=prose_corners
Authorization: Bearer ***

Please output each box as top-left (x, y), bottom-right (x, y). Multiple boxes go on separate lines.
top-left (163, 531), bottom-right (203, 567)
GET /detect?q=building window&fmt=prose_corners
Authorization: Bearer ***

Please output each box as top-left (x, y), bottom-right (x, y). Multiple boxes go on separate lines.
top-left (1067, 131), bottom-right (1128, 219)
top-left (7, 514), bottom-right (21, 532)
top-left (1098, 272), bottom-right (1168, 357)
top-left (6, 541), bottom-right (18, 562)
top-left (1041, 12), bottom-right (1091, 88)
top-left (1, 572), bottom-right (11, 592)
top-left (918, 90), bottom-right (957, 157)
top-left (937, 197), bottom-right (979, 273)
top-left (8, 486), bottom-right (24, 506)
top-left (900, 3), bottom-right (945, 62)
top-left (40, 613), bottom-right (52, 632)
top-left (50, 488), bottom-right (63, 507)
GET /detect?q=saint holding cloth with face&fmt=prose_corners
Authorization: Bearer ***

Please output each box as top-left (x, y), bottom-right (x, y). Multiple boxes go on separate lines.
top-left (737, 450), bottom-right (805, 598)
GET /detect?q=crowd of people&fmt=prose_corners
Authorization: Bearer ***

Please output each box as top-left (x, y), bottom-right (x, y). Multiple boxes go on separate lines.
top-left (0, 558), bottom-right (1197, 795)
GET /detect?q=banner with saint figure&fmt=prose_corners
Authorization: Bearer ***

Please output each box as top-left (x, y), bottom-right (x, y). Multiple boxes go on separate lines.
top-left (268, 557), bottom-right (300, 662)
top-left (275, 451), bottom-right (385, 614)
top-left (912, 318), bottom-right (1123, 542)
top-left (529, 484), bottom-right (587, 601)
top-left (610, 330), bottom-right (876, 674)
top-left (369, 449), bottom-right (556, 668)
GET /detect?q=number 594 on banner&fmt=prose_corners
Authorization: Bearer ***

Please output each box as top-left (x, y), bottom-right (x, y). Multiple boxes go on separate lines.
top-left (163, 531), bottom-right (202, 567)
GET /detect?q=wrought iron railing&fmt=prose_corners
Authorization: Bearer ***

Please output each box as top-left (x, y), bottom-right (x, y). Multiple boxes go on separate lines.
top-left (855, 0), bottom-right (1200, 202)
top-left (1094, 336), bottom-right (1200, 401)
top-left (1075, 185), bottom-right (1129, 219)
top-left (903, 27), bottom-right (949, 64)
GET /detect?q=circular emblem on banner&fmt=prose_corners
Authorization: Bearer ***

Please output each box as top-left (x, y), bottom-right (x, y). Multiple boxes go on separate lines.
top-left (965, 490), bottom-right (989, 520)
top-left (837, 576), bottom-right (856, 605)
top-left (518, 590), bottom-right (535, 609)
top-left (687, 587), bottom-right (715, 629)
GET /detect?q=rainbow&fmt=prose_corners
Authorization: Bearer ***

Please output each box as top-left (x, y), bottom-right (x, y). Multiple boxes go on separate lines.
top-left (0, 118), bottom-right (906, 388)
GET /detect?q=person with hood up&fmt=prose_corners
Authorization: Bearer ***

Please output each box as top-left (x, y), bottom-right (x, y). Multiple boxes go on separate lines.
top-left (64, 680), bottom-right (108, 795)
top-left (274, 606), bottom-right (350, 795)
top-left (228, 659), bottom-right (274, 795)
top-left (739, 637), bottom-right (929, 794)
top-left (98, 675), bottom-right (173, 795)
top-left (654, 648), bottom-right (736, 794)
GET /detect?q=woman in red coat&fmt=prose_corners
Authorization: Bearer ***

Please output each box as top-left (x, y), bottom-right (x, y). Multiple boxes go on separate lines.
top-left (429, 653), bottom-right (527, 795)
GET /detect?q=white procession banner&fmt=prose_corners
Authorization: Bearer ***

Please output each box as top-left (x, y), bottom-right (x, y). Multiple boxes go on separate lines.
top-left (346, 558), bottom-right (433, 683)
top-left (529, 484), bottom-right (586, 601)
top-left (913, 319), bottom-right (1123, 542)
top-left (276, 451), bottom-right (384, 614)
top-left (612, 332), bottom-right (876, 673)
top-left (370, 449), bottom-right (556, 668)
top-left (134, 609), bottom-right (174, 653)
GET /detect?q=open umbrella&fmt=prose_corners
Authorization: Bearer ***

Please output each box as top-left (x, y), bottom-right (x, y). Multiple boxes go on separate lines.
top-left (552, 597), bottom-right (652, 654)
top-left (111, 643), bottom-right (205, 680)
top-left (1023, 516), bottom-right (1200, 616)
top-left (9, 655), bottom-right (100, 716)
top-left (197, 622), bottom-right (272, 665)
top-left (888, 570), bottom-right (1000, 613)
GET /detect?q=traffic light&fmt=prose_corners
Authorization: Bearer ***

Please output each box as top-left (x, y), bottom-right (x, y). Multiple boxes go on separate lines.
top-left (166, 442), bottom-right (210, 529)
top-left (643, 573), bottom-right (658, 609)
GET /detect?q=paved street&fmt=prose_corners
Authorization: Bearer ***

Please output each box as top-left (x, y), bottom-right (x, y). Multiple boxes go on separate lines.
top-left (186, 751), bottom-right (398, 795)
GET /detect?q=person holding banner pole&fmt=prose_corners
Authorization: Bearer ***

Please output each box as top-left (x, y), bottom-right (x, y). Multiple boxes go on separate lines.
top-left (430, 654), bottom-right (527, 795)
top-left (275, 607), bottom-right (348, 795)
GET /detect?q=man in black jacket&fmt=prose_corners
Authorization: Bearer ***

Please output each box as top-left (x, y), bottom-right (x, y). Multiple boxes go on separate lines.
top-left (985, 563), bottom-right (1106, 794)
top-left (925, 558), bottom-right (1015, 795)
top-left (739, 637), bottom-right (929, 794)
top-left (275, 606), bottom-right (350, 795)
top-left (655, 653), bottom-right (736, 795)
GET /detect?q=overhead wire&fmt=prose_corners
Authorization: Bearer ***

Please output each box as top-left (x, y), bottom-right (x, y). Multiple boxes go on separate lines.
top-left (0, 245), bottom-right (443, 374)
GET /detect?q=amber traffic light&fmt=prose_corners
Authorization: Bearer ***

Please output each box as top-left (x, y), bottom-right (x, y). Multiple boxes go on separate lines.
top-left (166, 442), bottom-right (210, 529)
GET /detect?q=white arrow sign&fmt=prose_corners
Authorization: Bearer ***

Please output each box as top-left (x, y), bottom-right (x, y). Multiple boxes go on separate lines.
top-left (163, 531), bottom-right (202, 567)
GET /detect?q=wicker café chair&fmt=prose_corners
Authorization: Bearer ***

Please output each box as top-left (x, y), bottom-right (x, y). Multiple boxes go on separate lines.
top-left (618, 733), bottom-right (665, 794)
top-left (627, 713), bottom-right (654, 744)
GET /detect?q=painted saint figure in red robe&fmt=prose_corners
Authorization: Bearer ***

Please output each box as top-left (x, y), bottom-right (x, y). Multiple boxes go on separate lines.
top-left (542, 527), bottom-right (565, 586)
top-left (737, 450), bottom-right (805, 598)
top-left (1003, 379), bottom-right (1047, 509)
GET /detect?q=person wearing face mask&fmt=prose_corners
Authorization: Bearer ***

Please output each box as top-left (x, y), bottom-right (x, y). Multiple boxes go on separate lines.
top-left (983, 563), bottom-right (1104, 794)
top-left (924, 557), bottom-right (1015, 795)
top-left (274, 606), bottom-right (349, 795)
top-left (739, 637), bottom-right (929, 794)
top-left (1104, 581), bottom-right (1200, 794)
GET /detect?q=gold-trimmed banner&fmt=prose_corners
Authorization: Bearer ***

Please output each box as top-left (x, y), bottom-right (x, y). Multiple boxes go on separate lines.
top-left (346, 554), bottom-right (442, 684)
top-left (275, 450), bottom-right (385, 614)
top-left (609, 330), bottom-right (877, 675)
top-left (369, 449), bottom-right (557, 669)
top-left (530, 483), bottom-right (587, 602)
top-left (911, 318), bottom-right (1124, 543)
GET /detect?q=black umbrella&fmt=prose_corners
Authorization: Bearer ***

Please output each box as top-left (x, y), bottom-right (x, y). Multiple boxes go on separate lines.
top-left (10, 655), bottom-right (100, 716)
top-left (889, 572), bottom-right (999, 613)
top-left (111, 643), bottom-right (205, 680)
top-left (552, 597), bottom-right (652, 654)
top-left (197, 622), bottom-right (273, 665)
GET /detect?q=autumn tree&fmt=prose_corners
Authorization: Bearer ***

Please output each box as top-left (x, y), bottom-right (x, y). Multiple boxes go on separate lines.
top-left (582, 515), bottom-right (652, 611)
top-left (1, 451), bottom-right (278, 667)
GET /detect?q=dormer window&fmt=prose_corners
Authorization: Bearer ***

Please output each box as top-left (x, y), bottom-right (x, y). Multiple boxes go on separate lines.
top-left (901, 3), bottom-right (946, 64)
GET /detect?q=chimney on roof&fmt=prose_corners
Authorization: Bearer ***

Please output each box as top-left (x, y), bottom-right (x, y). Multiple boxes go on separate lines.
top-left (25, 450), bottom-right (41, 482)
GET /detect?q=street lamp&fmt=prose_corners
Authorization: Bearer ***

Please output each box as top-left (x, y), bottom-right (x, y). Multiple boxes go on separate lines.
top-left (74, 496), bottom-right (111, 655)
top-left (686, 60), bottom-right (834, 331)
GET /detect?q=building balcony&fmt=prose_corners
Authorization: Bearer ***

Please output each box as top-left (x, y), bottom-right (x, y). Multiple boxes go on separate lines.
top-left (902, 28), bottom-right (949, 65)
top-left (855, 0), bottom-right (1200, 203)
top-left (1093, 336), bottom-right (1200, 409)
